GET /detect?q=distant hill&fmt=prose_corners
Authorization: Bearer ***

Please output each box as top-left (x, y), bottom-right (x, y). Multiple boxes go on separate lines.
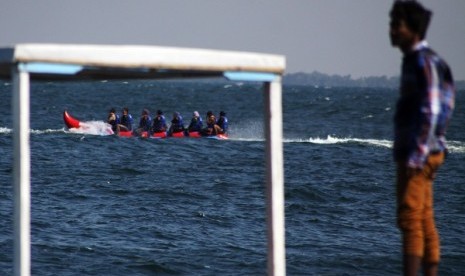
top-left (283, 71), bottom-right (465, 90)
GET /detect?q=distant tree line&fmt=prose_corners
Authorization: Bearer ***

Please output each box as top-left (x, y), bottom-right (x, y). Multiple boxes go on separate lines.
top-left (283, 71), bottom-right (465, 90)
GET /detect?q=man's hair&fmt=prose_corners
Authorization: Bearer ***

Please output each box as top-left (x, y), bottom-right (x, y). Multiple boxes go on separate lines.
top-left (390, 0), bottom-right (432, 39)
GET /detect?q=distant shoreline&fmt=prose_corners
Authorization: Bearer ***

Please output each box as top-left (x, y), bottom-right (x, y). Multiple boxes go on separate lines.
top-left (283, 71), bottom-right (465, 90)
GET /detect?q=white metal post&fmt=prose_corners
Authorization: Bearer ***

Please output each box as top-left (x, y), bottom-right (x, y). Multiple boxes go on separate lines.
top-left (263, 78), bottom-right (286, 276)
top-left (12, 65), bottom-right (31, 276)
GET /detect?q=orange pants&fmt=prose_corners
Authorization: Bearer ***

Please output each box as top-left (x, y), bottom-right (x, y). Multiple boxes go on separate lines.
top-left (396, 152), bottom-right (444, 264)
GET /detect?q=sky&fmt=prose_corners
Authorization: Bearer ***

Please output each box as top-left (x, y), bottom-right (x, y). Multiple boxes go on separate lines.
top-left (1, 0), bottom-right (464, 80)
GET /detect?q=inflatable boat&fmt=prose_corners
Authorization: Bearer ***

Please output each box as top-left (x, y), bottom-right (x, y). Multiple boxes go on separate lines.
top-left (63, 110), bottom-right (228, 139)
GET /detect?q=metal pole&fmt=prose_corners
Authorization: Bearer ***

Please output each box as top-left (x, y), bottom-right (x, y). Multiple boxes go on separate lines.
top-left (12, 64), bottom-right (31, 276)
top-left (263, 78), bottom-right (286, 276)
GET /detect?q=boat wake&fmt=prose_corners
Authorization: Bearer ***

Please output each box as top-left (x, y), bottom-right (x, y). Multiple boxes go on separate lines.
top-left (0, 120), bottom-right (113, 136)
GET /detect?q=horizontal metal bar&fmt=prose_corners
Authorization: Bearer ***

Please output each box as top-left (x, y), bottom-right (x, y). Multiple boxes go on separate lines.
top-left (18, 62), bottom-right (83, 75)
top-left (224, 71), bottom-right (278, 82)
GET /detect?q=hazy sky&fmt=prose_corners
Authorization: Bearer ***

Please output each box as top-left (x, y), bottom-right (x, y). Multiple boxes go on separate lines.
top-left (1, 0), bottom-right (464, 80)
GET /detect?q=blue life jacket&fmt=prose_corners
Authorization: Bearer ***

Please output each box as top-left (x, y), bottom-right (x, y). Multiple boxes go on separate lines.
top-left (188, 117), bottom-right (203, 132)
top-left (138, 116), bottom-right (152, 131)
top-left (217, 116), bottom-right (228, 132)
top-left (120, 114), bottom-right (133, 131)
top-left (170, 115), bottom-right (185, 133)
top-left (152, 115), bottom-right (167, 133)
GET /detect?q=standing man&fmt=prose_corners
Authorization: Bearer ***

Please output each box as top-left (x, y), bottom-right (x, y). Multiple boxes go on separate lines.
top-left (389, 1), bottom-right (455, 275)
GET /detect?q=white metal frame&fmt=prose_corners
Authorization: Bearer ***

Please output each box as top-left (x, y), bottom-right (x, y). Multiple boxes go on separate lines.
top-left (1, 44), bottom-right (286, 276)
top-left (12, 65), bottom-right (31, 276)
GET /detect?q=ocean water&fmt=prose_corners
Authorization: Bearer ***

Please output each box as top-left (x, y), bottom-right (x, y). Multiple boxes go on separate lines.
top-left (0, 79), bottom-right (464, 275)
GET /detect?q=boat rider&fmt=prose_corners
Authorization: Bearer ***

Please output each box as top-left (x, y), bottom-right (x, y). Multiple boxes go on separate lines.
top-left (117, 107), bottom-right (134, 132)
top-left (107, 108), bottom-right (120, 133)
top-left (201, 111), bottom-right (222, 136)
top-left (168, 111), bottom-right (185, 136)
top-left (151, 110), bottom-right (168, 134)
top-left (206, 110), bottom-right (213, 122)
top-left (134, 108), bottom-right (152, 136)
top-left (187, 111), bottom-right (203, 133)
top-left (216, 111), bottom-right (228, 134)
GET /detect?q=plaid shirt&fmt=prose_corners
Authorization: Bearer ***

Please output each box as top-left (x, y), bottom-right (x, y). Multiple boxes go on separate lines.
top-left (394, 41), bottom-right (455, 168)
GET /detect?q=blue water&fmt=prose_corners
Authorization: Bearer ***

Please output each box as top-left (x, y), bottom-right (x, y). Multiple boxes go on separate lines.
top-left (0, 80), bottom-right (464, 275)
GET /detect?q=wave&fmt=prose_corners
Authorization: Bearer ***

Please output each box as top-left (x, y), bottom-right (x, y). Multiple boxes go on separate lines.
top-left (30, 128), bottom-right (67, 134)
top-left (220, 135), bottom-right (393, 148)
top-left (286, 135), bottom-right (393, 148)
top-left (447, 141), bottom-right (465, 153)
top-left (0, 127), bottom-right (12, 134)
top-left (285, 135), bottom-right (465, 153)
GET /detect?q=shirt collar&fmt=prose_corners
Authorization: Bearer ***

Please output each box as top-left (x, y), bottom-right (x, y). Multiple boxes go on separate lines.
top-left (412, 40), bottom-right (428, 51)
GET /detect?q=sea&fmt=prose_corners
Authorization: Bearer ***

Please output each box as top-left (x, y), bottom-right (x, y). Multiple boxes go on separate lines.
top-left (0, 79), bottom-right (464, 275)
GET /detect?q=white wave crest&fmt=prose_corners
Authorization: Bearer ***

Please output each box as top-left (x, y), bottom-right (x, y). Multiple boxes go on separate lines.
top-left (0, 127), bottom-right (12, 134)
top-left (30, 128), bottom-right (66, 134)
top-left (285, 135), bottom-right (393, 148)
top-left (447, 141), bottom-right (465, 153)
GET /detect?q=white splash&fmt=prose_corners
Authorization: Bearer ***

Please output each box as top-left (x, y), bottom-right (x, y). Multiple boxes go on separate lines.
top-left (68, 121), bottom-right (114, 136)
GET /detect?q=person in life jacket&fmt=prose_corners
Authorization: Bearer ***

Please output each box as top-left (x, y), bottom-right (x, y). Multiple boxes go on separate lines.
top-left (168, 111), bottom-right (185, 136)
top-left (187, 111), bottom-right (203, 133)
top-left (134, 108), bottom-right (152, 136)
top-left (107, 108), bottom-right (120, 132)
top-left (151, 110), bottom-right (168, 134)
top-left (201, 111), bottom-right (222, 136)
top-left (117, 107), bottom-right (134, 132)
top-left (216, 111), bottom-right (228, 134)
